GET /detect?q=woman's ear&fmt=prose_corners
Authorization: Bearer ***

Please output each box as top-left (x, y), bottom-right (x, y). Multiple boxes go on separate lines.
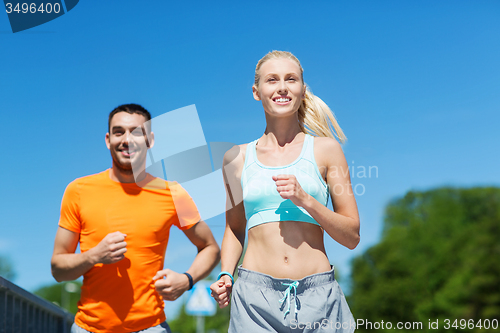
top-left (252, 85), bottom-right (260, 101)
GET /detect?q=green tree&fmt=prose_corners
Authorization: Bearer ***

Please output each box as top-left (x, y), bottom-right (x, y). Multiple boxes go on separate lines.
top-left (349, 187), bottom-right (500, 333)
top-left (0, 254), bottom-right (16, 281)
top-left (34, 281), bottom-right (82, 314)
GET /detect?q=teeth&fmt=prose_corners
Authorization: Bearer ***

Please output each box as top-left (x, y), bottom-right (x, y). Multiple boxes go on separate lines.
top-left (276, 98), bottom-right (290, 103)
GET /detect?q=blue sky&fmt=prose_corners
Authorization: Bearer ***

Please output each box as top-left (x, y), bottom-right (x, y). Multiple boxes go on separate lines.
top-left (1, 0), bottom-right (499, 319)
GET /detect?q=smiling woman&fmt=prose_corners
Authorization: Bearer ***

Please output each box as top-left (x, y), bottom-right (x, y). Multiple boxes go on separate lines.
top-left (253, 51), bottom-right (347, 141)
top-left (210, 51), bottom-right (360, 333)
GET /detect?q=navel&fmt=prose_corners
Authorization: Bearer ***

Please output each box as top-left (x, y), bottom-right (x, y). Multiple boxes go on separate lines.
top-left (284, 256), bottom-right (288, 264)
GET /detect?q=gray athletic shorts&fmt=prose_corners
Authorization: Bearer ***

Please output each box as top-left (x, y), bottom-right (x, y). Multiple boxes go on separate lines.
top-left (229, 266), bottom-right (355, 333)
top-left (71, 321), bottom-right (171, 333)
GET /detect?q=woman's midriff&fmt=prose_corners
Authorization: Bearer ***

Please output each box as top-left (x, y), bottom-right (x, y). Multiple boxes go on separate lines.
top-left (242, 221), bottom-right (332, 280)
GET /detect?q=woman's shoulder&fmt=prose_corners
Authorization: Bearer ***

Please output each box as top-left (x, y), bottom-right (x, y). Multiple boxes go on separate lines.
top-left (222, 143), bottom-right (251, 172)
top-left (312, 135), bottom-right (342, 152)
top-left (223, 143), bottom-right (247, 161)
top-left (311, 135), bottom-right (345, 165)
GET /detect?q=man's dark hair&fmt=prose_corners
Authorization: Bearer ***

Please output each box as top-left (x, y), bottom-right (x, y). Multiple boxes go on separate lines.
top-left (108, 104), bottom-right (152, 132)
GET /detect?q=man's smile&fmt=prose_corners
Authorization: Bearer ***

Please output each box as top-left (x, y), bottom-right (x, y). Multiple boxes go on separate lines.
top-left (119, 148), bottom-right (138, 157)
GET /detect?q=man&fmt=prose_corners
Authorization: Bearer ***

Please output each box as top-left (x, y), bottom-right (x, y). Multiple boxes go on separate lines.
top-left (51, 104), bottom-right (220, 333)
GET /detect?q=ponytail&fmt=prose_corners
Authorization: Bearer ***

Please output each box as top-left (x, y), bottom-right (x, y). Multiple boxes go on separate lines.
top-left (298, 87), bottom-right (347, 143)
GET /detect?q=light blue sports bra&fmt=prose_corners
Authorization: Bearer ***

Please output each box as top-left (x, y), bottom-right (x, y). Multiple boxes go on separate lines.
top-left (241, 134), bottom-right (329, 230)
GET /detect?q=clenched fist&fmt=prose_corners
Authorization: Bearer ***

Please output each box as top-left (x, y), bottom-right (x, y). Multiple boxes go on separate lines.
top-left (152, 269), bottom-right (190, 301)
top-left (91, 231), bottom-right (127, 265)
top-left (210, 275), bottom-right (233, 308)
top-left (273, 174), bottom-right (309, 206)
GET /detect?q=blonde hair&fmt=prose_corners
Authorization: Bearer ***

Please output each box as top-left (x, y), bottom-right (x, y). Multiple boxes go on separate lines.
top-left (254, 51), bottom-right (347, 143)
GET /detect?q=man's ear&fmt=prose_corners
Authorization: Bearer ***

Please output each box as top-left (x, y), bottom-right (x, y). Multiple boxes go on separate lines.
top-left (147, 131), bottom-right (155, 149)
top-left (105, 132), bottom-right (111, 149)
top-left (142, 126), bottom-right (154, 149)
top-left (252, 85), bottom-right (260, 101)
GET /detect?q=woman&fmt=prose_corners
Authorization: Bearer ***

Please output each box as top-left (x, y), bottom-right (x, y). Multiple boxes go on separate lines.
top-left (210, 51), bottom-right (360, 333)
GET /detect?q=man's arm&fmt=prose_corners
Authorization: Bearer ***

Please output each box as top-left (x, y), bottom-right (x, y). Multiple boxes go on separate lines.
top-left (182, 220), bottom-right (221, 283)
top-left (153, 220), bottom-right (220, 301)
top-left (51, 227), bottom-right (127, 282)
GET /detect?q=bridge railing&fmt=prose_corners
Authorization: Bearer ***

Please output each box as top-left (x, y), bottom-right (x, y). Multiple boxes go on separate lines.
top-left (0, 276), bottom-right (73, 333)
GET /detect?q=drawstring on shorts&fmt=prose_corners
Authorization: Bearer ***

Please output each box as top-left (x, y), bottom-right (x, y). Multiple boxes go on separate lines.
top-left (279, 281), bottom-right (299, 318)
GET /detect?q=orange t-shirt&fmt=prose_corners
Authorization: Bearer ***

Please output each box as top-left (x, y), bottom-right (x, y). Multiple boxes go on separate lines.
top-left (59, 170), bottom-right (200, 333)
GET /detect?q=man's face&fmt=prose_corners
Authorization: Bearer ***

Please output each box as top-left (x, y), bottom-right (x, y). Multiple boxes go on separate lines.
top-left (105, 112), bottom-right (153, 173)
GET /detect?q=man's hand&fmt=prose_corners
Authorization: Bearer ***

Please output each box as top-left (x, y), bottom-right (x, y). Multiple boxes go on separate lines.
top-left (90, 231), bottom-right (127, 265)
top-left (210, 275), bottom-right (233, 308)
top-left (153, 269), bottom-right (190, 301)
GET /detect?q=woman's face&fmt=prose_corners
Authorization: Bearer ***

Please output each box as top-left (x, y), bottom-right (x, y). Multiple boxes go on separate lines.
top-left (253, 58), bottom-right (305, 117)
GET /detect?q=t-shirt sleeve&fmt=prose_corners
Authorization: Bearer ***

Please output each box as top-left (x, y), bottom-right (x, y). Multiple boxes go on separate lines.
top-left (59, 180), bottom-right (81, 233)
top-left (169, 182), bottom-right (201, 230)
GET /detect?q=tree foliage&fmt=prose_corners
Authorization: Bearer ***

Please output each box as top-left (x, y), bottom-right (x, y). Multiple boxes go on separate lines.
top-left (34, 281), bottom-right (82, 315)
top-left (0, 254), bottom-right (16, 281)
top-left (168, 302), bottom-right (230, 333)
top-left (349, 187), bottom-right (500, 332)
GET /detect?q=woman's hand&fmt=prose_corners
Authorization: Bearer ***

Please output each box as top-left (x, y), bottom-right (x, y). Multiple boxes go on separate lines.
top-left (273, 174), bottom-right (310, 207)
top-left (210, 275), bottom-right (233, 308)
